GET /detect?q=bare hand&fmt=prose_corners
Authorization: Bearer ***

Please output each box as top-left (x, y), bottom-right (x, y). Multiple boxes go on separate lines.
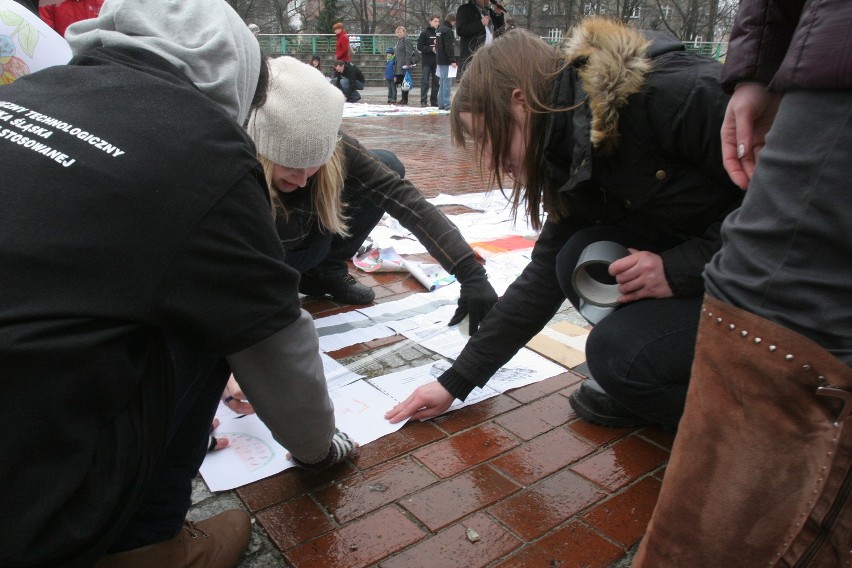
top-left (222, 375), bottom-right (255, 415)
top-left (481, 15), bottom-right (490, 26)
top-left (721, 82), bottom-right (781, 190)
top-left (209, 418), bottom-right (229, 452)
top-left (384, 381), bottom-right (454, 424)
top-left (608, 249), bottom-right (673, 302)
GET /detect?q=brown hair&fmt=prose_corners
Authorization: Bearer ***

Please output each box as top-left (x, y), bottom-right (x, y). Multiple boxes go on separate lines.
top-left (450, 28), bottom-right (571, 230)
top-left (332, 22), bottom-right (344, 32)
top-left (259, 142), bottom-right (350, 237)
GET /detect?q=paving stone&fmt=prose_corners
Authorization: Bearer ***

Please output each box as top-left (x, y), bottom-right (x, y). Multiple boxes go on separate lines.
top-left (571, 435), bottom-right (670, 492)
top-left (412, 422), bottom-right (520, 478)
top-left (284, 507), bottom-right (425, 568)
top-left (399, 465), bottom-right (522, 531)
top-left (489, 469), bottom-right (606, 541)
top-left (379, 512), bottom-right (522, 568)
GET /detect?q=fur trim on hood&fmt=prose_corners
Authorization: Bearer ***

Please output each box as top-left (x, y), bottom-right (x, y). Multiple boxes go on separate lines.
top-left (562, 17), bottom-right (651, 154)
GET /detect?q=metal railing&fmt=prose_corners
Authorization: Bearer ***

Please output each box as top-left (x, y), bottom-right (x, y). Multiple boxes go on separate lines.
top-left (258, 34), bottom-right (400, 57)
top-left (258, 34), bottom-right (728, 61)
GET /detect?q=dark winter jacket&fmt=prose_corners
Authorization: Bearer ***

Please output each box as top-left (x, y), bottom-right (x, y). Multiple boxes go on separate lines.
top-left (435, 20), bottom-right (456, 66)
top-left (332, 61), bottom-right (364, 99)
top-left (393, 36), bottom-right (419, 76)
top-left (440, 20), bottom-right (743, 400)
top-left (456, 0), bottom-right (504, 66)
top-left (721, 0), bottom-right (852, 93)
top-left (276, 132), bottom-right (475, 271)
top-left (0, 46), bottom-right (296, 567)
top-left (417, 24), bottom-right (438, 67)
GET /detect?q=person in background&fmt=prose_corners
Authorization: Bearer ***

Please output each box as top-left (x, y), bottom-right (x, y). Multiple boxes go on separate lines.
top-left (246, 56), bottom-right (498, 315)
top-left (384, 46), bottom-right (397, 104)
top-left (39, 0), bottom-right (104, 37)
top-left (331, 58), bottom-right (365, 103)
top-left (434, 13), bottom-right (456, 111)
top-left (332, 21), bottom-right (350, 62)
top-left (634, 1), bottom-right (852, 565)
top-left (455, 0), bottom-right (503, 75)
top-left (0, 1), bottom-right (356, 566)
top-left (385, 22), bottom-right (742, 433)
top-left (248, 22), bottom-right (259, 36)
top-left (309, 53), bottom-right (323, 74)
top-left (392, 25), bottom-right (418, 106)
top-left (417, 15), bottom-right (441, 107)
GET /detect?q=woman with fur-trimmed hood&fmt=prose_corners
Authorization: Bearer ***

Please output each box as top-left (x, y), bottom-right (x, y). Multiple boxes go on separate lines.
top-left (386, 19), bottom-right (742, 431)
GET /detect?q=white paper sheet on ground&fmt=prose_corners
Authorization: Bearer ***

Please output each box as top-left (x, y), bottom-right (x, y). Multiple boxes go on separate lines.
top-left (383, 302), bottom-right (458, 334)
top-left (201, 380), bottom-right (406, 491)
top-left (427, 192), bottom-right (500, 209)
top-left (329, 379), bottom-right (406, 443)
top-left (313, 310), bottom-right (397, 352)
top-left (488, 347), bottom-right (567, 393)
top-left (367, 220), bottom-right (428, 255)
top-left (321, 352), bottom-right (364, 390)
top-left (367, 360), bottom-right (501, 417)
top-left (484, 249), bottom-right (534, 296)
top-left (343, 102), bottom-right (449, 118)
top-left (403, 320), bottom-right (567, 391)
top-left (356, 284), bottom-right (459, 320)
top-left (200, 402), bottom-right (297, 491)
top-left (403, 321), bottom-right (469, 359)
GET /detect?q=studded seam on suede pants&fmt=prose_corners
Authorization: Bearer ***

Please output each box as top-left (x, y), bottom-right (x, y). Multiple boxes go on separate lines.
top-left (634, 295), bottom-right (852, 567)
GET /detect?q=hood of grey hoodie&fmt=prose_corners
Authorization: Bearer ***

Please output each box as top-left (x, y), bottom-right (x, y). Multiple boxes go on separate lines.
top-left (65, 0), bottom-right (259, 125)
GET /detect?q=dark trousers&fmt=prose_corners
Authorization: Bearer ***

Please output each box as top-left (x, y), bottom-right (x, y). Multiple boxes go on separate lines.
top-left (555, 226), bottom-right (699, 430)
top-left (420, 63), bottom-right (439, 105)
top-left (109, 335), bottom-right (231, 552)
top-left (284, 149), bottom-right (405, 276)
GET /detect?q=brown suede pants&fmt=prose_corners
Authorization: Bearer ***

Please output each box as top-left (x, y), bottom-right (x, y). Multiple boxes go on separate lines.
top-left (635, 295), bottom-right (852, 567)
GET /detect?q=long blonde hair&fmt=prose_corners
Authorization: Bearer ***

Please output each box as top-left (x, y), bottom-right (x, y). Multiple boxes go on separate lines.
top-left (259, 142), bottom-right (350, 237)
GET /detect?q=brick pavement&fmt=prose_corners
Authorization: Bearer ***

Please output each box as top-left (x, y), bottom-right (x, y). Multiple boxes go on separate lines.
top-left (187, 107), bottom-right (669, 567)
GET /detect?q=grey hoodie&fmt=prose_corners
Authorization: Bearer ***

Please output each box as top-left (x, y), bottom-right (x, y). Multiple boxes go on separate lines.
top-left (65, 0), bottom-right (259, 125)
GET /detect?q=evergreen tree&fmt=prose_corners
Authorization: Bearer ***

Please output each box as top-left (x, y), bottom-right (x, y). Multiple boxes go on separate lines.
top-left (316, 0), bottom-right (341, 34)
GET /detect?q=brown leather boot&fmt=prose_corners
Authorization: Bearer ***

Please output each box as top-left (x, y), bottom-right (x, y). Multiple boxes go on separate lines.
top-left (634, 295), bottom-right (852, 567)
top-left (95, 510), bottom-right (251, 568)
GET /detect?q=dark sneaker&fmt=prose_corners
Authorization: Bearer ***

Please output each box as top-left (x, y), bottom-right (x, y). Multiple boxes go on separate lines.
top-left (569, 379), bottom-right (651, 428)
top-left (299, 271), bottom-right (375, 305)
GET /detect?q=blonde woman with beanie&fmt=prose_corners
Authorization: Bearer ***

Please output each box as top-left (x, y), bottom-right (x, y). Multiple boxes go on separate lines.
top-left (245, 55), bottom-right (497, 322)
top-left (209, 56), bottom-right (499, 455)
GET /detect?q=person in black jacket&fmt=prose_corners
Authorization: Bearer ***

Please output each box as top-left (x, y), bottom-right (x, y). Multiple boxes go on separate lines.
top-left (435, 14), bottom-right (457, 110)
top-left (0, 1), bottom-right (357, 567)
top-left (455, 0), bottom-right (503, 75)
top-left (416, 15), bottom-right (441, 107)
top-left (386, 22), bottom-right (743, 433)
top-left (331, 59), bottom-right (364, 102)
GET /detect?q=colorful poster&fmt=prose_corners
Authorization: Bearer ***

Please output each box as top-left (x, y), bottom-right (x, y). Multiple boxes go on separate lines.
top-left (0, 0), bottom-right (71, 84)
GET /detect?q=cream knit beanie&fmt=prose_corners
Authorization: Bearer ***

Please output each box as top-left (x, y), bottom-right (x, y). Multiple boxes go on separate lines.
top-left (247, 56), bottom-right (345, 168)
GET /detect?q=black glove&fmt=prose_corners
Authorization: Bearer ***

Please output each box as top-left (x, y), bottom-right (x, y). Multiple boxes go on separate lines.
top-left (448, 258), bottom-right (498, 333)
